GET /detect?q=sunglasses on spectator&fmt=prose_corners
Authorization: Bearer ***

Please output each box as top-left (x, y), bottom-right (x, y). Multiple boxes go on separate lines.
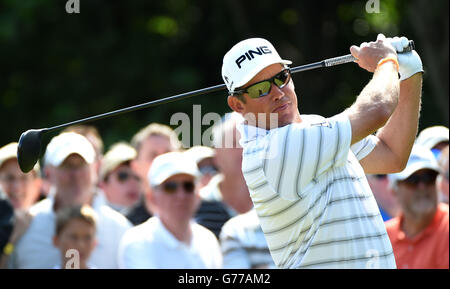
top-left (232, 68), bottom-right (291, 99)
top-left (401, 171), bottom-right (438, 186)
top-left (115, 171), bottom-right (141, 183)
top-left (160, 181), bottom-right (195, 194)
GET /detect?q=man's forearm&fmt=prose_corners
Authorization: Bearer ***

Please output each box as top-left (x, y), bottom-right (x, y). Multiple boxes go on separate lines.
top-left (375, 73), bottom-right (422, 170)
top-left (347, 61), bottom-right (400, 144)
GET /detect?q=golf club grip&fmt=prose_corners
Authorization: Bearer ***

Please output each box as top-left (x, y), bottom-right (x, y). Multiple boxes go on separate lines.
top-left (323, 40), bottom-right (415, 67)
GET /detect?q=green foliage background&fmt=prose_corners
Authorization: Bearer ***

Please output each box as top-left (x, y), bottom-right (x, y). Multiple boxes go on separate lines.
top-left (0, 0), bottom-right (448, 151)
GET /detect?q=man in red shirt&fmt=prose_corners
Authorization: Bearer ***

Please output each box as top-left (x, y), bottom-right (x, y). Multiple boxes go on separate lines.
top-left (386, 144), bottom-right (449, 269)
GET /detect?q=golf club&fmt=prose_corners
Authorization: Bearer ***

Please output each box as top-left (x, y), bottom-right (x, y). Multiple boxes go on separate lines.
top-left (17, 40), bottom-right (415, 173)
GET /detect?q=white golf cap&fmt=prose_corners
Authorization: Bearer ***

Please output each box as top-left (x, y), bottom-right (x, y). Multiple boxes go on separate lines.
top-left (0, 142), bottom-right (19, 169)
top-left (388, 144), bottom-right (440, 183)
top-left (148, 151), bottom-right (199, 187)
top-left (222, 38), bottom-right (292, 93)
top-left (44, 132), bottom-right (96, 167)
top-left (99, 142), bottom-right (137, 180)
top-left (0, 142), bottom-right (40, 172)
top-left (416, 125), bottom-right (449, 150)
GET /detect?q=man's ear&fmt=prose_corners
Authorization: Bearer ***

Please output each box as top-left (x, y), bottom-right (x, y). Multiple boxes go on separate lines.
top-left (227, 95), bottom-right (245, 113)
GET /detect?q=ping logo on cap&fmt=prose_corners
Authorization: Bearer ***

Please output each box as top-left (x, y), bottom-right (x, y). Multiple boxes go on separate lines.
top-left (235, 46), bottom-right (272, 69)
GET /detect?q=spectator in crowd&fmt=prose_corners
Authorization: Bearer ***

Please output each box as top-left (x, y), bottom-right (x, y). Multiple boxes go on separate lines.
top-left (195, 112), bottom-right (253, 238)
top-left (52, 204), bottom-right (98, 269)
top-left (220, 208), bottom-right (275, 269)
top-left (126, 123), bottom-right (182, 225)
top-left (35, 124), bottom-right (106, 204)
top-left (367, 174), bottom-right (400, 221)
top-left (0, 189), bottom-right (33, 268)
top-left (416, 125), bottom-right (449, 160)
top-left (118, 151), bottom-right (222, 269)
top-left (386, 145), bottom-right (449, 269)
top-left (437, 145), bottom-right (449, 204)
top-left (0, 143), bottom-right (37, 268)
top-left (98, 142), bottom-right (142, 214)
top-left (62, 125), bottom-right (105, 187)
top-left (9, 132), bottom-right (132, 268)
top-left (0, 142), bottom-right (42, 209)
top-left (185, 146), bottom-right (218, 190)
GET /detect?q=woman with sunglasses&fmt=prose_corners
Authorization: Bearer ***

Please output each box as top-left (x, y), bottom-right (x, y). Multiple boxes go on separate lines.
top-left (118, 151), bottom-right (222, 269)
top-left (222, 35), bottom-right (424, 268)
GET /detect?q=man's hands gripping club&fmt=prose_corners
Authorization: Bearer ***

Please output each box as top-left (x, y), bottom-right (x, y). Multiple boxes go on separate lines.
top-left (350, 33), bottom-right (424, 80)
top-left (350, 33), bottom-right (398, 73)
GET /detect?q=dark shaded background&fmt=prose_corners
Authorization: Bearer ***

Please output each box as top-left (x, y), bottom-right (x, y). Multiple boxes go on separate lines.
top-left (0, 0), bottom-right (448, 152)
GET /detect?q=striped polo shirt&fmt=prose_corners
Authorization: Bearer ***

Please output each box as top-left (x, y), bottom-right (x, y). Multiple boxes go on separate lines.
top-left (238, 113), bottom-right (396, 269)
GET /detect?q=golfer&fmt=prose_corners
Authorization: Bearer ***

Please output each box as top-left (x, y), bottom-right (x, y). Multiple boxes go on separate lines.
top-left (222, 34), bottom-right (423, 268)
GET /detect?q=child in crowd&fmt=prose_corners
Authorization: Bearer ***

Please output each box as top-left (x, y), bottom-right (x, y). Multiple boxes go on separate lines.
top-left (53, 205), bottom-right (97, 269)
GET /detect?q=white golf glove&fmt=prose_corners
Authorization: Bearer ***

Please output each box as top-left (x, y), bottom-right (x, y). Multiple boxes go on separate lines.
top-left (387, 36), bottom-right (424, 81)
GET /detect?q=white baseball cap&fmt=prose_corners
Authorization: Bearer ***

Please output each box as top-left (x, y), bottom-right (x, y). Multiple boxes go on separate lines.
top-left (148, 151), bottom-right (199, 187)
top-left (99, 142), bottom-right (137, 180)
top-left (0, 142), bottom-right (19, 169)
top-left (44, 132), bottom-right (96, 167)
top-left (388, 144), bottom-right (440, 183)
top-left (222, 38), bottom-right (292, 93)
top-left (0, 142), bottom-right (40, 172)
top-left (416, 125), bottom-right (449, 150)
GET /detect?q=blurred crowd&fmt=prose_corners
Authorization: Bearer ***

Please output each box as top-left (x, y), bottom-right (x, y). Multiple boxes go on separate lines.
top-left (0, 115), bottom-right (448, 269)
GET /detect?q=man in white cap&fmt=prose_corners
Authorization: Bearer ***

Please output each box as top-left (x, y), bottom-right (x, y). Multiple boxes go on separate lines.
top-left (386, 145), bottom-right (449, 269)
top-left (8, 132), bottom-right (132, 269)
top-left (222, 34), bottom-right (424, 268)
top-left (98, 142), bottom-right (142, 213)
top-left (0, 142), bottom-right (41, 209)
top-left (118, 151), bottom-right (222, 269)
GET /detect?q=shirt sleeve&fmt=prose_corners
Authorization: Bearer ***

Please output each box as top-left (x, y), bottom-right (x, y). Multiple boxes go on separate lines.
top-left (219, 222), bottom-right (251, 269)
top-left (263, 113), bottom-right (352, 200)
top-left (350, 134), bottom-right (378, 161)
